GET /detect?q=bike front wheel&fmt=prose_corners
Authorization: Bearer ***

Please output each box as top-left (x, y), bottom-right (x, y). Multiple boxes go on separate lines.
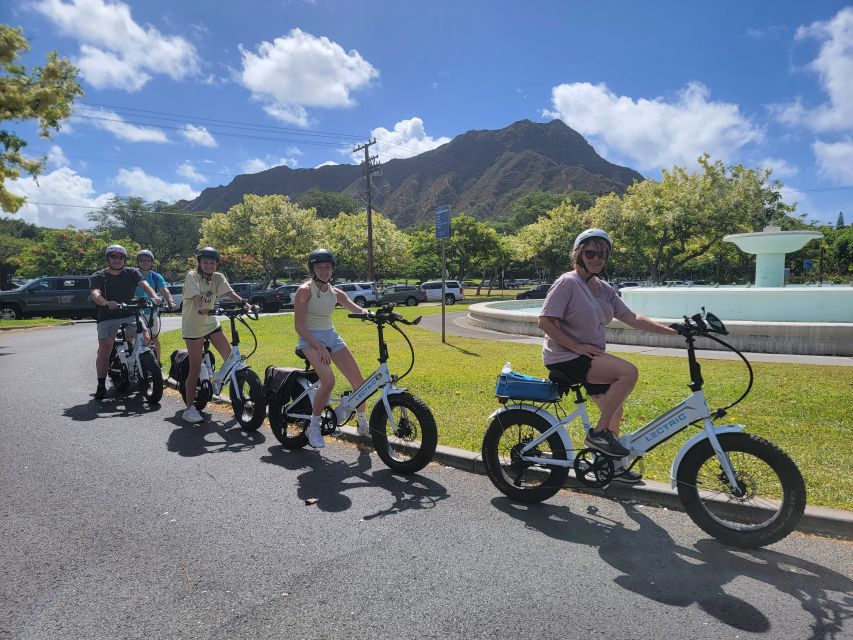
top-left (370, 393), bottom-right (437, 474)
top-left (138, 351), bottom-right (163, 404)
top-left (482, 409), bottom-right (569, 504)
top-left (269, 378), bottom-right (312, 449)
top-left (229, 368), bottom-right (266, 431)
top-left (676, 433), bottom-right (806, 548)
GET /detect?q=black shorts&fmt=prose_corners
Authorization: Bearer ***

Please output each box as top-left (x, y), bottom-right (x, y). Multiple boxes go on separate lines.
top-left (546, 356), bottom-right (611, 397)
top-left (182, 325), bottom-right (223, 341)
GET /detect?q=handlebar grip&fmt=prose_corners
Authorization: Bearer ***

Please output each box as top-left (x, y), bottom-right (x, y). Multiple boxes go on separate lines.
top-left (347, 313), bottom-right (363, 318)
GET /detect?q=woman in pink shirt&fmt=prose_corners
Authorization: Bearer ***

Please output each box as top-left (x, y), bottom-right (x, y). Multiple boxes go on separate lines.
top-left (538, 229), bottom-right (677, 482)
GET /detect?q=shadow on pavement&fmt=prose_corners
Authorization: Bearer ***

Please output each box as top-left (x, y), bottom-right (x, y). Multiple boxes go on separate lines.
top-left (165, 412), bottom-right (266, 457)
top-left (260, 444), bottom-right (449, 517)
top-left (62, 392), bottom-right (160, 421)
top-left (492, 497), bottom-right (852, 639)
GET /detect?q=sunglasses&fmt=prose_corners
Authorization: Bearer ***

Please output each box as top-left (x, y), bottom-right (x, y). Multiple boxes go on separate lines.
top-left (582, 249), bottom-right (608, 260)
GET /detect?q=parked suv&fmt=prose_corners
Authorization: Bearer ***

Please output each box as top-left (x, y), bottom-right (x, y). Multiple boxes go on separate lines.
top-left (337, 282), bottom-right (378, 307)
top-left (420, 280), bottom-right (465, 305)
top-left (219, 282), bottom-right (261, 308)
top-left (515, 283), bottom-right (551, 300)
top-left (377, 284), bottom-right (427, 306)
top-left (249, 283), bottom-right (300, 312)
top-left (166, 284), bottom-right (183, 311)
top-left (0, 275), bottom-right (95, 320)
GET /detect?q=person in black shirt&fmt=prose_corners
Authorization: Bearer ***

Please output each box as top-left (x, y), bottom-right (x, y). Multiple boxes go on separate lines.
top-left (89, 244), bottom-right (161, 399)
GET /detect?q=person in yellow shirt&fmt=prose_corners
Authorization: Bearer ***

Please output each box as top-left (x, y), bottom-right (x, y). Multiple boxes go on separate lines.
top-left (180, 247), bottom-right (250, 424)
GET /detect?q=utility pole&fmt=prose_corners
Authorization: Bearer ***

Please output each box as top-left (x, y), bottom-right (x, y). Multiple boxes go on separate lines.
top-left (353, 139), bottom-right (381, 281)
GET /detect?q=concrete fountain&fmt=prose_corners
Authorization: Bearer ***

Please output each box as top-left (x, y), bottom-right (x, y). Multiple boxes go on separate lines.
top-left (468, 226), bottom-right (853, 356)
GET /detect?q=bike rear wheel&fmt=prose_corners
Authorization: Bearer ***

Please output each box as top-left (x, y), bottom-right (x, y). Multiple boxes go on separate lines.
top-left (229, 368), bottom-right (266, 431)
top-left (482, 410), bottom-right (569, 504)
top-left (676, 433), bottom-right (806, 548)
top-left (269, 377), bottom-right (312, 448)
top-left (138, 351), bottom-right (163, 404)
top-left (370, 392), bottom-right (437, 474)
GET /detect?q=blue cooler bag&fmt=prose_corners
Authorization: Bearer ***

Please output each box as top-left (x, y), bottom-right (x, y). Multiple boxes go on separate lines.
top-left (495, 371), bottom-right (561, 402)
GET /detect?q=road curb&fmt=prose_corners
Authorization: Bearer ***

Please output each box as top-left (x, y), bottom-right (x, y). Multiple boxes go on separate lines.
top-left (165, 376), bottom-right (852, 541)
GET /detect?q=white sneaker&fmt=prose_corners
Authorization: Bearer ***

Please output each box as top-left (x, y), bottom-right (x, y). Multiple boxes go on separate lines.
top-left (182, 406), bottom-right (205, 424)
top-left (306, 422), bottom-right (325, 448)
top-left (356, 416), bottom-right (370, 437)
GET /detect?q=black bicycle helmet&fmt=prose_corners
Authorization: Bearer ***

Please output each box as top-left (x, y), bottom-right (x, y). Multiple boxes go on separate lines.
top-left (196, 247), bottom-right (220, 262)
top-left (308, 248), bottom-right (336, 268)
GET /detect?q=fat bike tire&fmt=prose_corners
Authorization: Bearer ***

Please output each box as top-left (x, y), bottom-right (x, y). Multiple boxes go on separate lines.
top-left (370, 392), bottom-right (437, 475)
top-left (229, 368), bottom-right (266, 431)
top-left (676, 433), bottom-right (806, 548)
top-left (482, 410), bottom-right (569, 504)
top-left (269, 378), bottom-right (311, 449)
top-left (138, 351), bottom-right (163, 404)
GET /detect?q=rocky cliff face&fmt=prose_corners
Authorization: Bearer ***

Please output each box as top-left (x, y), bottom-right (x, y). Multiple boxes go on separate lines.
top-left (186, 119), bottom-right (643, 226)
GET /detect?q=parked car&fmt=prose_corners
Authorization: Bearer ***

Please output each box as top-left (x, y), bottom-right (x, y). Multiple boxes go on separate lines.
top-left (377, 284), bottom-right (427, 306)
top-left (0, 275), bottom-right (95, 320)
top-left (515, 283), bottom-right (551, 300)
top-left (219, 282), bottom-right (262, 308)
top-left (336, 282), bottom-right (378, 307)
top-left (166, 284), bottom-right (183, 311)
top-left (420, 280), bottom-right (465, 305)
top-left (247, 283), bottom-right (300, 312)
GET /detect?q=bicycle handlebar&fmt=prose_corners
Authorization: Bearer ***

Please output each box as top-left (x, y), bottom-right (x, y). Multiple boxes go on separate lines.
top-left (347, 304), bottom-right (421, 327)
top-left (205, 305), bottom-right (260, 320)
top-left (670, 310), bottom-right (728, 337)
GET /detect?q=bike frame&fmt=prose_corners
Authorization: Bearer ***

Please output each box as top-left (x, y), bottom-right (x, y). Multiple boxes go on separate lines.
top-left (197, 309), bottom-right (254, 401)
top-left (490, 328), bottom-right (743, 489)
top-left (113, 305), bottom-right (156, 382)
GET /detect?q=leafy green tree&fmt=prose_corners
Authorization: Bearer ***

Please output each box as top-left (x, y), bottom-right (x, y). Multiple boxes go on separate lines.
top-left (325, 210), bottom-right (409, 281)
top-left (88, 196), bottom-right (205, 280)
top-left (297, 188), bottom-right (362, 219)
top-left (1, 25), bottom-right (83, 213)
top-left (591, 155), bottom-right (797, 282)
top-left (514, 201), bottom-right (590, 279)
top-left (16, 228), bottom-right (137, 277)
top-left (404, 228), bottom-right (441, 282)
top-left (200, 194), bottom-right (319, 286)
top-left (505, 191), bottom-right (569, 232)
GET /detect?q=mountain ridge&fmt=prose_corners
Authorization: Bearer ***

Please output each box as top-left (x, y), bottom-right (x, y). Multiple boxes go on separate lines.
top-left (185, 119), bottom-right (644, 226)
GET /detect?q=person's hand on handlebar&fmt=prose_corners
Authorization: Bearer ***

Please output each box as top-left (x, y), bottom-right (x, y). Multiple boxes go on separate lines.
top-left (105, 300), bottom-right (119, 310)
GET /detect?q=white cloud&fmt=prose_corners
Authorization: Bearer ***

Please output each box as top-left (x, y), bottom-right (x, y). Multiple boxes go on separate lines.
top-left (180, 124), bottom-right (217, 147)
top-left (774, 8), bottom-right (853, 132)
top-left (240, 156), bottom-right (298, 173)
top-left (33, 0), bottom-right (200, 91)
top-left (47, 145), bottom-right (70, 168)
top-left (756, 157), bottom-right (798, 179)
top-left (115, 168), bottom-right (198, 201)
top-left (7, 167), bottom-right (114, 228)
top-left (239, 28), bottom-right (378, 126)
top-left (315, 160), bottom-right (338, 168)
top-left (359, 117), bottom-right (451, 162)
top-left (76, 105), bottom-right (170, 143)
top-left (177, 161), bottom-right (205, 183)
top-left (544, 81), bottom-right (762, 171)
top-left (813, 139), bottom-right (853, 184)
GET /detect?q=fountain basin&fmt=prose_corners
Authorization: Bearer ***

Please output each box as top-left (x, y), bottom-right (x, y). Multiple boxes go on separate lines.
top-left (468, 294), bottom-right (853, 356)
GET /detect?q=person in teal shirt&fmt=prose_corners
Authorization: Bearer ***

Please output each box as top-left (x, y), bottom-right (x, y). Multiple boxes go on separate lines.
top-left (134, 249), bottom-right (175, 363)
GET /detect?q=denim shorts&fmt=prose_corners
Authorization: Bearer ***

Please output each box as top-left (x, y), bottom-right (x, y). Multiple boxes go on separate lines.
top-left (296, 328), bottom-right (347, 354)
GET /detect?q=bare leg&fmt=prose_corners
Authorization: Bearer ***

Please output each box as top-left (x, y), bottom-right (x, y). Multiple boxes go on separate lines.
top-left (302, 346), bottom-right (335, 415)
top-left (183, 338), bottom-right (203, 407)
top-left (585, 353), bottom-right (638, 433)
top-left (330, 347), bottom-right (366, 413)
top-left (96, 337), bottom-right (115, 378)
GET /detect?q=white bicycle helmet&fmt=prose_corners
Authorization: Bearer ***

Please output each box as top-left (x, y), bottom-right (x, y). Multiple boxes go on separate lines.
top-left (573, 228), bottom-right (612, 252)
top-left (137, 249), bottom-right (154, 262)
top-left (105, 244), bottom-right (128, 258)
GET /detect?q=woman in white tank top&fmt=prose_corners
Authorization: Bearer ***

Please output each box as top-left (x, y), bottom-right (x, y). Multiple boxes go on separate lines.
top-left (294, 249), bottom-right (369, 448)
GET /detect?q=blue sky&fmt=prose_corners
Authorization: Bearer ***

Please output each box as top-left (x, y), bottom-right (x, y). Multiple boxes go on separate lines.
top-left (3, 0), bottom-right (853, 228)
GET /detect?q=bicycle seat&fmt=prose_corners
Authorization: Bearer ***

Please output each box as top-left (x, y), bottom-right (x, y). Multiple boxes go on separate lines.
top-left (295, 348), bottom-right (308, 362)
top-left (547, 370), bottom-right (583, 393)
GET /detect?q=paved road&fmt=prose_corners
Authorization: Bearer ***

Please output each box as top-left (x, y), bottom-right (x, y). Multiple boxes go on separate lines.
top-left (1, 323), bottom-right (851, 640)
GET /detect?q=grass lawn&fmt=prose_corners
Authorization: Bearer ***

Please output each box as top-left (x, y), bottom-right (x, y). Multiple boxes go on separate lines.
top-left (161, 305), bottom-right (852, 511)
top-left (0, 318), bottom-right (69, 330)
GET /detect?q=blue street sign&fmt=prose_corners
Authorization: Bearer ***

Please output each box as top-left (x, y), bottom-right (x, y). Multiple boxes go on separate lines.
top-left (435, 205), bottom-right (451, 239)
top-left (803, 259), bottom-right (813, 270)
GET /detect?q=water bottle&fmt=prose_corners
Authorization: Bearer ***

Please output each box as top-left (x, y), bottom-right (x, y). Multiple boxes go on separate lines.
top-left (501, 362), bottom-right (512, 375)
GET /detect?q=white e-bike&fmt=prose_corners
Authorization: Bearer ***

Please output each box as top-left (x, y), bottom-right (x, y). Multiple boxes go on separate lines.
top-left (481, 310), bottom-right (806, 548)
top-left (268, 305), bottom-right (438, 474)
